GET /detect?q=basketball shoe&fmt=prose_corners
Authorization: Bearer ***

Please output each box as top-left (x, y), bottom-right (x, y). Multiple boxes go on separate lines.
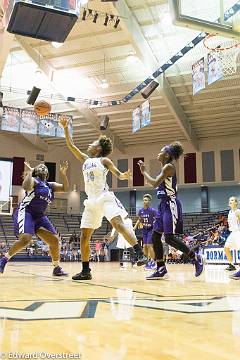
top-left (52, 266), bottom-right (68, 276)
top-left (194, 254), bottom-right (204, 277)
top-left (225, 264), bottom-right (236, 271)
top-left (72, 270), bottom-right (92, 280)
top-left (146, 266), bottom-right (168, 280)
top-left (229, 269), bottom-right (240, 280)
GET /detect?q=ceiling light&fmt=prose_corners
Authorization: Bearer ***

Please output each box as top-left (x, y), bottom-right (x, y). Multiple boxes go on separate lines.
top-left (127, 52), bottom-right (138, 63)
top-left (51, 42), bottom-right (63, 48)
top-left (161, 12), bottom-right (172, 27)
top-left (99, 79), bottom-right (109, 89)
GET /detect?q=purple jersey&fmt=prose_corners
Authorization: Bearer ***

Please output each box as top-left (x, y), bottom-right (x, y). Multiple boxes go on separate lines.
top-left (156, 172), bottom-right (177, 201)
top-left (18, 178), bottom-right (54, 217)
top-left (138, 207), bottom-right (157, 233)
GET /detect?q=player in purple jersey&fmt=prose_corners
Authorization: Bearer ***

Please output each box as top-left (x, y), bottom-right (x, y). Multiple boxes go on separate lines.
top-left (138, 141), bottom-right (204, 279)
top-left (134, 194), bottom-right (157, 270)
top-left (0, 162), bottom-right (69, 276)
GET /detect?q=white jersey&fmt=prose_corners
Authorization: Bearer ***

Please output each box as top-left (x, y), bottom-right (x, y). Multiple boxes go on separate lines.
top-left (82, 157), bottom-right (109, 199)
top-left (228, 209), bottom-right (240, 232)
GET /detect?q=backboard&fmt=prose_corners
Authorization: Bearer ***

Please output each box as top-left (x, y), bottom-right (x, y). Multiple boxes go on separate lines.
top-left (169, 0), bottom-right (240, 38)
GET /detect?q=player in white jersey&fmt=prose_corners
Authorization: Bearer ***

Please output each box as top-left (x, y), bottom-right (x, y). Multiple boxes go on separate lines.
top-left (60, 117), bottom-right (147, 280)
top-left (224, 197), bottom-right (240, 278)
top-left (108, 217), bottom-right (135, 268)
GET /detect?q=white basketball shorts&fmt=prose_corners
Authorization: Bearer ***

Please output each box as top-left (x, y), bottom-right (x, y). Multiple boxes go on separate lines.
top-left (225, 231), bottom-right (240, 250)
top-left (81, 191), bottom-right (128, 230)
top-left (116, 218), bottom-right (133, 249)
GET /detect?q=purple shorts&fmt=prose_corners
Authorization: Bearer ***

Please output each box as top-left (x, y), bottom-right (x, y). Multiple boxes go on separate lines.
top-left (142, 229), bottom-right (153, 245)
top-left (153, 198), bottom-right (183, 235)
top-left (13, 209), bottom-right (57, 237)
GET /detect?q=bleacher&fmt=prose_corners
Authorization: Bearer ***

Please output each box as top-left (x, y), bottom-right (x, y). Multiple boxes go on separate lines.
top-left (0, 210), bottom-right (227, 259)
top-left (183, 212), bottom-right (218, 233)
top-left (0, 212), bottom-right (109, 258)
top-left (48, 213), bottom-right (109, 252)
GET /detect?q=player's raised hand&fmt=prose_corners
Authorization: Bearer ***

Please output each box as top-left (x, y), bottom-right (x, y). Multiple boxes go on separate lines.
top-left (59, 116), bottom-right (69, 129)
top-left (60, 161), bottom-right (68, 175)
top-left (137, 160), bottom-right (146, 174)
top-left (24, 162), bottom-right (34, 172)
top-left (122, 169), bottom-right (132, 180)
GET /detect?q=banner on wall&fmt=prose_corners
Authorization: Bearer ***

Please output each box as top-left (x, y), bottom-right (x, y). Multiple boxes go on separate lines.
top-left (132, 106), bottom-right (141, 133)
top-left (203, 247), bottom-right (240, 264)
top-left (192, 57), bottom-right (205, 95)
top-left (207, 52), bottom-right (223, 85)
top-left (0, 106), bottom-right (73, 138)
top-left (1, 106), bottom-right (20, 132)
top-left (20, 109), bottom-right (38, 135)
top-left (141, 99), bottom-right (151, 128)
top-left (39, 114), bottom-right (57, 137)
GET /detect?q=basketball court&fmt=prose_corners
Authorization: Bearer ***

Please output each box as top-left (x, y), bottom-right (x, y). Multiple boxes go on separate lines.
top-left (0, 262), bottom-right (240, 360)
top-left (0, 0), bottom-right (240, 359)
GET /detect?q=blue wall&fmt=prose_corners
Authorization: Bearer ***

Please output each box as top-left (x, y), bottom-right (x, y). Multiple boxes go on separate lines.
top-left (80, 185), bottom-right (240, 214)
top-left (209, 186), bottom-right (240, 211)
top-left (114, 191), bottom-right (130, 210)
top-left (178, 188), bottom-right (202, 213)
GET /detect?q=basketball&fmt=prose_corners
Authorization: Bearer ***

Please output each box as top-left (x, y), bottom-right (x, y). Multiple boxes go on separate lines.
top-left (34, 100), bottom-right (51, 116)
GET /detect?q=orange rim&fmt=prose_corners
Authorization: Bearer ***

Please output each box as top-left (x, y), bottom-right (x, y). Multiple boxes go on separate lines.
top-left (203, 34), bottom-right (240, 52)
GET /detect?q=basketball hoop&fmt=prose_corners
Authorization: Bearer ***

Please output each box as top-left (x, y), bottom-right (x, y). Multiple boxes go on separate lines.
top-left (203, 34), bottom-right (240, 76)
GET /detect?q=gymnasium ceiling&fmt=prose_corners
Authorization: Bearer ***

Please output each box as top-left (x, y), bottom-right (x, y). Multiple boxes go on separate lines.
top-left (0, 0), bottom-right (240, 153)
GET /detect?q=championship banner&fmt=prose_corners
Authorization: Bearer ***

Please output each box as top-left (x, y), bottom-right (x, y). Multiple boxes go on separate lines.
top-left (192, 57), bottom-right (206, 95)
top-left (0, 106), bottom-right (73, 138)
top-left (39, 113), bottom-right (57, 137)
top-left (132, 106), bottom-right (141, 133)
top-left (1, 106), bottom-right (20, 132)
top-left (20, 109), bottom-right (38, 135)
top-left (141, 100), bottom-right (151, 128)
top-left (207, 53), bottom-right (223, 85)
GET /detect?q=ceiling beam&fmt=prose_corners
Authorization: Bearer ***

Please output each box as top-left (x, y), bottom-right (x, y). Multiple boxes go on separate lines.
top-left (16, 36), bottom-right (125, 154)
top-left (0, 28), bottom-right (14, 75)
top-left (44, 40), bottom-right (130, 60)
top-left (113, 0), bottom-right (199, 150)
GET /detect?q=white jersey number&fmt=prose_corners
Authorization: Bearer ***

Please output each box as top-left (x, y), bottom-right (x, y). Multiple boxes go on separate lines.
top-left (86, 171), bottom-right (95, 182)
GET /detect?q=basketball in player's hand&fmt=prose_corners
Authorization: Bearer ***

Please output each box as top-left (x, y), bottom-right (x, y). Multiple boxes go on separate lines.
top-left (34, 100), bottom-right (51, 116)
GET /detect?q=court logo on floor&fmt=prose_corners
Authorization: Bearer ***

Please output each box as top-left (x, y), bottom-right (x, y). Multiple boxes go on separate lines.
top-left (0, 296), bottom-right (239, 320)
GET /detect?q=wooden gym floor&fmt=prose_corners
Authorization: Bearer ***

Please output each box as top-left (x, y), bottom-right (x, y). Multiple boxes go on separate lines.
top-left (0, 262), bottom-right (240, 360)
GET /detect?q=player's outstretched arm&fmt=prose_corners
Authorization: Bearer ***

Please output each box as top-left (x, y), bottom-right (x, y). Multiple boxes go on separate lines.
top-left (133, 219), bottom-right (140, 231)
top-left (102, 158), bottom-right (132, 180)
top-left (138, 160), bottom-right (175, 187)
top-left (22, 162), bottom-right (36, 191)
top-left (49, 161), bottom-right (69, 193)
top-left (59, 116), bottom-right (88, 163)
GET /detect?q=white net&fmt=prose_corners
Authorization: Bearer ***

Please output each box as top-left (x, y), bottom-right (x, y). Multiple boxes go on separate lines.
top-left (215, 48), bottom-right (239, 76)
top-left (203, 35), bottom-right (240, 76)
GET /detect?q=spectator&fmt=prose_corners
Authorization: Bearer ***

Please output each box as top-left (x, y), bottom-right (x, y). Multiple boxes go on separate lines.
top-left (101, 240), bottom-right (109, 261)
top-left (95, 240), bottom-right (102, 262)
